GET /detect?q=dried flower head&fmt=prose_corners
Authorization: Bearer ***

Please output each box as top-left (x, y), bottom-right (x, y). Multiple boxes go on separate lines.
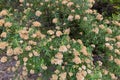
top-left (64, 28), bottom-right (70, 34)
top-left (59, 72), bottom-right (67, 80)
top-left (47, 30), bottom-right (54, 35)
top-left (0, 56), bottom-right (7, 63)
top-left (0, 19), bottom-right (5, 26)
top-left (56, 31), bottom-right (62, 37)
top-left (0, 9), bottom-right (8, 16)
top-left (55, 52), bottom-right (63, 59)
top-left (0, 42), bottom-right (8, 50)
top-left (106, 28), bottom-right (112, 34)
top-left (22, 70), bottom-right (28, 76)
top-left (67, 15), bottom-right (74, 21)
top-left (32, 21), bottom-right (41, 27)
top-left (19, 0), bottom-right (24, 3)
top-left (4, 22), bottom-right (12, 28)
top-left (50, 74), bottom-right (58, 80)
top-left (114, 58), bottom-right (120, 66)
top-left (14, 47), bottom-right (23, 55)
top-left (25, 46), bottom-right (32, 51)
top-left (30, 69), bottom-right (35, 74)
top-left (0, 32), bottom-right (7, 38)
top-left (35, 10), bottom-right (42, 17)
top-left (59, 45), bottom-right (68, 52)
top-left (19, 29), bottom-right (29, 40)
top-left (7, 48), bottom-right (13, 56)
top-left (75, 15), bottom-right (80, 20)
top-left (96, 14), bottom-right (103, 21)
top-left (72, 56), bottom-right (81, 64)
top-left (41, 65), bottom-right (47, 70)
top-left (52, 18), bottom-right (58, 24)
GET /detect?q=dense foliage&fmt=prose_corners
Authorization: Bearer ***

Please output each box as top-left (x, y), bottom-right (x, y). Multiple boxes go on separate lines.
top-left (0, 0), bottom-right (120, 80)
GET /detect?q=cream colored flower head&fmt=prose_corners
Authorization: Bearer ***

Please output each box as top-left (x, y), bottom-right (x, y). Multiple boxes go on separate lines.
top-left (14, 47), bottom-right (23, 55)
top-left (56, 31), bottom-right (62, 37)
top-left (0, 9), bottom-right (8, 16)
top-left (32, 21), bottom-right (41, 27)
top-left (72, 56), bottom-right (81, 64)
top-left (0, 56), bottom-right (7, 63)
top-left (0, 19), bottom-right (5, 26)
top-left (0, 42), bottom-right (8, 50)
top-left (59, 45), bottom-right (68, 52)
top-left (64, 28), bottom-right (70, 34)
top-left (35, 10), bottom-right (42, 17)
top-left (52, 18), bottom-right (58, 24)
top-left (55, 52), bottom-right (63, 59)
top-left (0, 32), bottom-right (7, 38)
top-left (75, 15), bottom-right (80, 20)
top-left (19, 0), bottom-right (24, 3)
top-left (68, 15), bottom-right (74, 21)
top-left (47, 30), bottom-right (54, 35)
top-left (4, 22), bottom-right (12, 28)
top-left (19, 29), bottom-right (29, 40)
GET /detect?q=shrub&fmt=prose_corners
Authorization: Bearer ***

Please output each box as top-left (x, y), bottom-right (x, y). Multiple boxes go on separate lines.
top-left (0, 0), bottom-right (120, 80)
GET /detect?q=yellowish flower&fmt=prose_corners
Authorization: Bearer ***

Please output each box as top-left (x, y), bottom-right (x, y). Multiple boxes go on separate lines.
top-left (116, 42), bottom-right (120, 48)
top-left (106, 28), bottom-right (112, 34)
top-left (110, 73), bottom-right (117, 80)
top-left (23, 57), bottom-right (28, 62)
top-left (73, 49), bottom-right (80, 56)
top-left (0, 19), bottom-right (5, 26)
top-left (64, 28), bottom-right (70, 34)
top-left (41, 65), bottom-right (47, 70)
top-left (29, 53), bottom-right (33, 57)
top-left (52, 18), bottom-right (58, 24)
top-left (19, 29), bottom-right (29, 40)
top-left (33, 50), bottom-right (39, 56)
top-left (51, 58), bottom-right (63, 65)
top-left (76, 71), bottom-right (85, 80)
top-left (4, 22), bottom-right (12, 28)
top-left (0, 9), bottom-right (8, 16)
top-left (56, 31), bottom-right (62, 37)
top-left (32, 21), bottom-right (41, 27)
top-left (22, 70), bottom-right (28, 76)
top-left (14, 47), bottom-right (23, 55)
top-left (75, 15), bottom-right (80, 20)
top-left (92, 27), bottom-right (99, 34)
top-left (7, 48), bottom-right (13, 56)
top-left (59, 45), bottom-right (68, 52)
top-left (103, 69), bottom-right (108, 75)
top-left (67, 2), bottom-right (74, 7)
top-left (99, 24), bottom-right (105, 29)
top-left (50, 74), bottom-right (58, 80)
top-left (59, 72), bottom-right (67, 80)
top-left (114, 58), bottom-right (120, 66)
top-left (0, 42), bottom-right (8, 50)
top-left (96, 14), bottom-right (103, 21)
top-left (116, 35), bottom-right (120, 41)
top-left (55, 52), bottom-right (63, 59)
top-left (30, 69), bottom-right (35, 74)
top-left (0, 32), bottom-right (7, 38)
top-left (72, 56), bottom-right (81, 64)
top-left (67, 15), bottom-right (74, 21)
top-left (19, 0), bottom-right (24, 3)
top-left (25, 46), bottom-right (32, 51)
top-left (68, 72), bottom-right (73, 77)
top-left (0, 56), bottom-right (7, 63)
top-left (35, 10), bottom-right (42, 17)
top-left (47, 30), bottom-right (54, 35)
top-left (80, 46), bottom-right (88, 56)
top-left (28, 40), bottom-right (37, 45)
